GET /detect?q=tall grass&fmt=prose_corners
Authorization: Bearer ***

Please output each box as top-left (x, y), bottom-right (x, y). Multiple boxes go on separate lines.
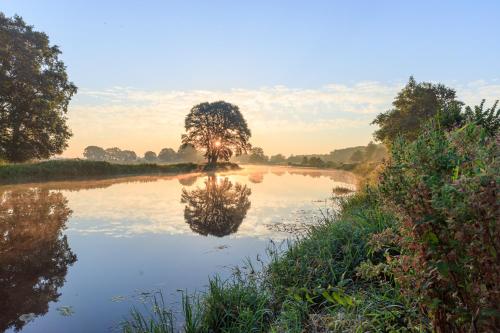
top-left (121, 292), bottom-right (175, 333)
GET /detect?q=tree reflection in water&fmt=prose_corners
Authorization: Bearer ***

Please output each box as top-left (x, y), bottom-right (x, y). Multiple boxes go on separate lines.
top-left (0, 188), bottom-right (77, 332)
top-left (181, 176), bottom-right (251, 237)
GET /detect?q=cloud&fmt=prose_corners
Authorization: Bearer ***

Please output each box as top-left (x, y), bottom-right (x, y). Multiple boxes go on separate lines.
top-left (64, 80), bottom-right (500, 157)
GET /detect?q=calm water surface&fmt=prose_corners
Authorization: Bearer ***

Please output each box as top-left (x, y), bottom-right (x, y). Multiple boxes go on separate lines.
top-left (0, 166), bottom-right (357, 333)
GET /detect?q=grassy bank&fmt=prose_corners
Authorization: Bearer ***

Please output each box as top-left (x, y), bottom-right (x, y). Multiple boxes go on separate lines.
top-left (122, 190), bottom-right (428, 332)
top-left (0, 159), bottom-right (240, 184)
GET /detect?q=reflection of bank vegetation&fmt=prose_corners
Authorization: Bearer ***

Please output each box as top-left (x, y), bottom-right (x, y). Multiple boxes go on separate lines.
top-left (0, 188), bottom-right (76, 332)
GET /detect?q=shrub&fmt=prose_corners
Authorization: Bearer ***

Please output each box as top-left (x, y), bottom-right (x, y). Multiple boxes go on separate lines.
top-left (379, 122), bottom-right (499, 332)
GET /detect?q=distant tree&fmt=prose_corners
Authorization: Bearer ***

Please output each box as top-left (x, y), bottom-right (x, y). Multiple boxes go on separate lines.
top-left (104, 147), bottom-right (122, 162)
top-left (350, 150), bottom-right (364, 162)
top-left (177, 143), bottom-right (198, 163)
top-left (0, 14), bottom-right (77, 162)
top-left (249, 147), bottom-right (268, 164)
top-left (182, 101), bottom-right (251, 166)
top-left (120, 150), bottom-right (137, 162)
top-left (158, 148), bottom-right (177, 163)
top-left (308, 156), bottom-right (325, 167)
top-left (364, 141), bottom-right (377, 161)
top-left (301, 156), bottom-right (309, 165)
top-left (83, 146), bottom-right (106, 161)
top-left (144, 151), bottom-right (158, 162)
top-left (372, 77), bottom-right (463, 145)
top-left (269, 154), bottom-right (286, 164)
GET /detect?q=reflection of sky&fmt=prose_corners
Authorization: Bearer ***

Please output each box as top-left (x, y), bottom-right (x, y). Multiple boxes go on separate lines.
top-left (2, 166), bottom-right (357, 333)
top-left (61, 166), bottom-right (356, 240)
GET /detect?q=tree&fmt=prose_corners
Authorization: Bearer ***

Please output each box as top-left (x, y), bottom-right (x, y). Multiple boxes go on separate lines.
top-left (308, 156), bottom-right (325, 167)
top-left (269, 154), bottom-right (286, 164)
top-left (248, 147), bottom-right (268, 164)
top-left (144, 151), bottom-right (158, 162)
top-left (83, 146), bottom-right (106, 161)
top-left (350, 150), bottom-right (364, 162)
top-left (158, 148), bottom-right (177, 163)
top-left (104, 147), bottom-right (122, 162)
top-left (119, 150), bottom-right (137, 162)
top-left (182, 101), bottom-right (251, 166)
top-left (372, 77), bottom-right (462, 145)
top-left (177, 143), bottom-right (198, 163)
top-left (0, 14), bottom-right (77, 162)
top-left (364, 141), bottom-right (377, 161)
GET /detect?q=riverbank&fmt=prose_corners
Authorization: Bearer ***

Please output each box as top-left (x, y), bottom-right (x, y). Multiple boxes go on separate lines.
top-left (122, 189), bottom-right (428, 332)
top-left (0, 159), bottom-right (240, 185)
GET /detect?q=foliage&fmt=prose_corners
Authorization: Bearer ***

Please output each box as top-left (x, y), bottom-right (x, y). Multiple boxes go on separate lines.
top-left (463, 99), bottom-right (500, 137)
top-left (144, 151), bottom-right (158, 162)
top-left (177, 144), bottom-right (200, 163)
top-left (158, 148), bottom-right (177, 163)
top-left (248, 147), bottom-right (269, 164)
top-left (83, 146), bottom-right (107, 161)
top-left (349, 150), bottom-right (364, 162)
top-left (379, 122), bottom-right (500, 332)
top-left (269, 154), bottom-right (286, 164)
top-left (372, 76), bottom-right (462, 145)
top-left (0, 14), bottom-right (77, 162)
top-left (182, 101), bottom-right (251, 165)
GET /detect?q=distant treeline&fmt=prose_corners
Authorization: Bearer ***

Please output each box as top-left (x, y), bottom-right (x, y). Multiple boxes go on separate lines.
top-left (232, 142), bottom-right (387, 168)
top-left (83, 142), bottom-right (386, 168)
top-left (83, 144), bottom-right (204, 164)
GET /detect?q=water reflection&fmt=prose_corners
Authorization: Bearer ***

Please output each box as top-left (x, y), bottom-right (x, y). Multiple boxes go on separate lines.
top-left (181, 175), bottom-right (252, 237)
top-left (0, 188), bottom-right (77, 332)
top-left (248, 172), bottom-right (264, 184)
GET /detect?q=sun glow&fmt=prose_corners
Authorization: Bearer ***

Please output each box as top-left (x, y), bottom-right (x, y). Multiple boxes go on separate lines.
top-left (214, 141), bottom-right (221, 147)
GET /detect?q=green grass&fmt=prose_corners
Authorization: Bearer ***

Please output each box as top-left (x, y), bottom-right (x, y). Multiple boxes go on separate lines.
top-left (122, 190), bottom-right (429, 332)
top-left (0, 159), bottom-right (240, 184)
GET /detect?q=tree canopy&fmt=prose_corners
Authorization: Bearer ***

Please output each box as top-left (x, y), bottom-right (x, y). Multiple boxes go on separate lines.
top-left (158, 148), bottom-right (177, 162)
top-left (144, 151), bottom-right (158, 162)
top-left (182, 101), bottom-right (251, 166)
top-left (372, 77), bottom-right (462, 145)
top-left (0, 14), bottom-right (77, 162)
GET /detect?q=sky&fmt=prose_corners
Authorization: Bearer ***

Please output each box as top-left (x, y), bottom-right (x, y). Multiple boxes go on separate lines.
top-left (1, 0), bottom-right (500, 157)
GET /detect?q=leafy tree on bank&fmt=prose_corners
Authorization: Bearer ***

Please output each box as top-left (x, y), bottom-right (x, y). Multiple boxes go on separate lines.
top-left (372, 76), bottom-right (462, 145)
top-left (83, 146), bottom-right (106, 161)
top-left (83, 146), bottom-right (137, 163)
top-left (158, 148), bottom-right (177, 163)
top-left (143, 151), bottom-right (157, 162)
top-left (120, 150), bottom-right (137, 162)
top-left (182, 101), bottom-right (251, 166)
top-left (248, 147), bottom-right (268, 164)
top-left (104, 147), bottom-right (123, 162)
top-left (0, 14), bottom-right (77, 162)
top-left (269, 154), bottom-right (286, 164)
top-left (177, 143), bottom-right (199, 163)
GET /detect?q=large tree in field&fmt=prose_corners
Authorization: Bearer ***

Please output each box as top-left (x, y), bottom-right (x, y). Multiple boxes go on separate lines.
top-left (372, 77), bottom-right (462, 145)
top-left (0, 14), bottom-right (77, 162)
top-left (182, 101), bottom-right (251, 166)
